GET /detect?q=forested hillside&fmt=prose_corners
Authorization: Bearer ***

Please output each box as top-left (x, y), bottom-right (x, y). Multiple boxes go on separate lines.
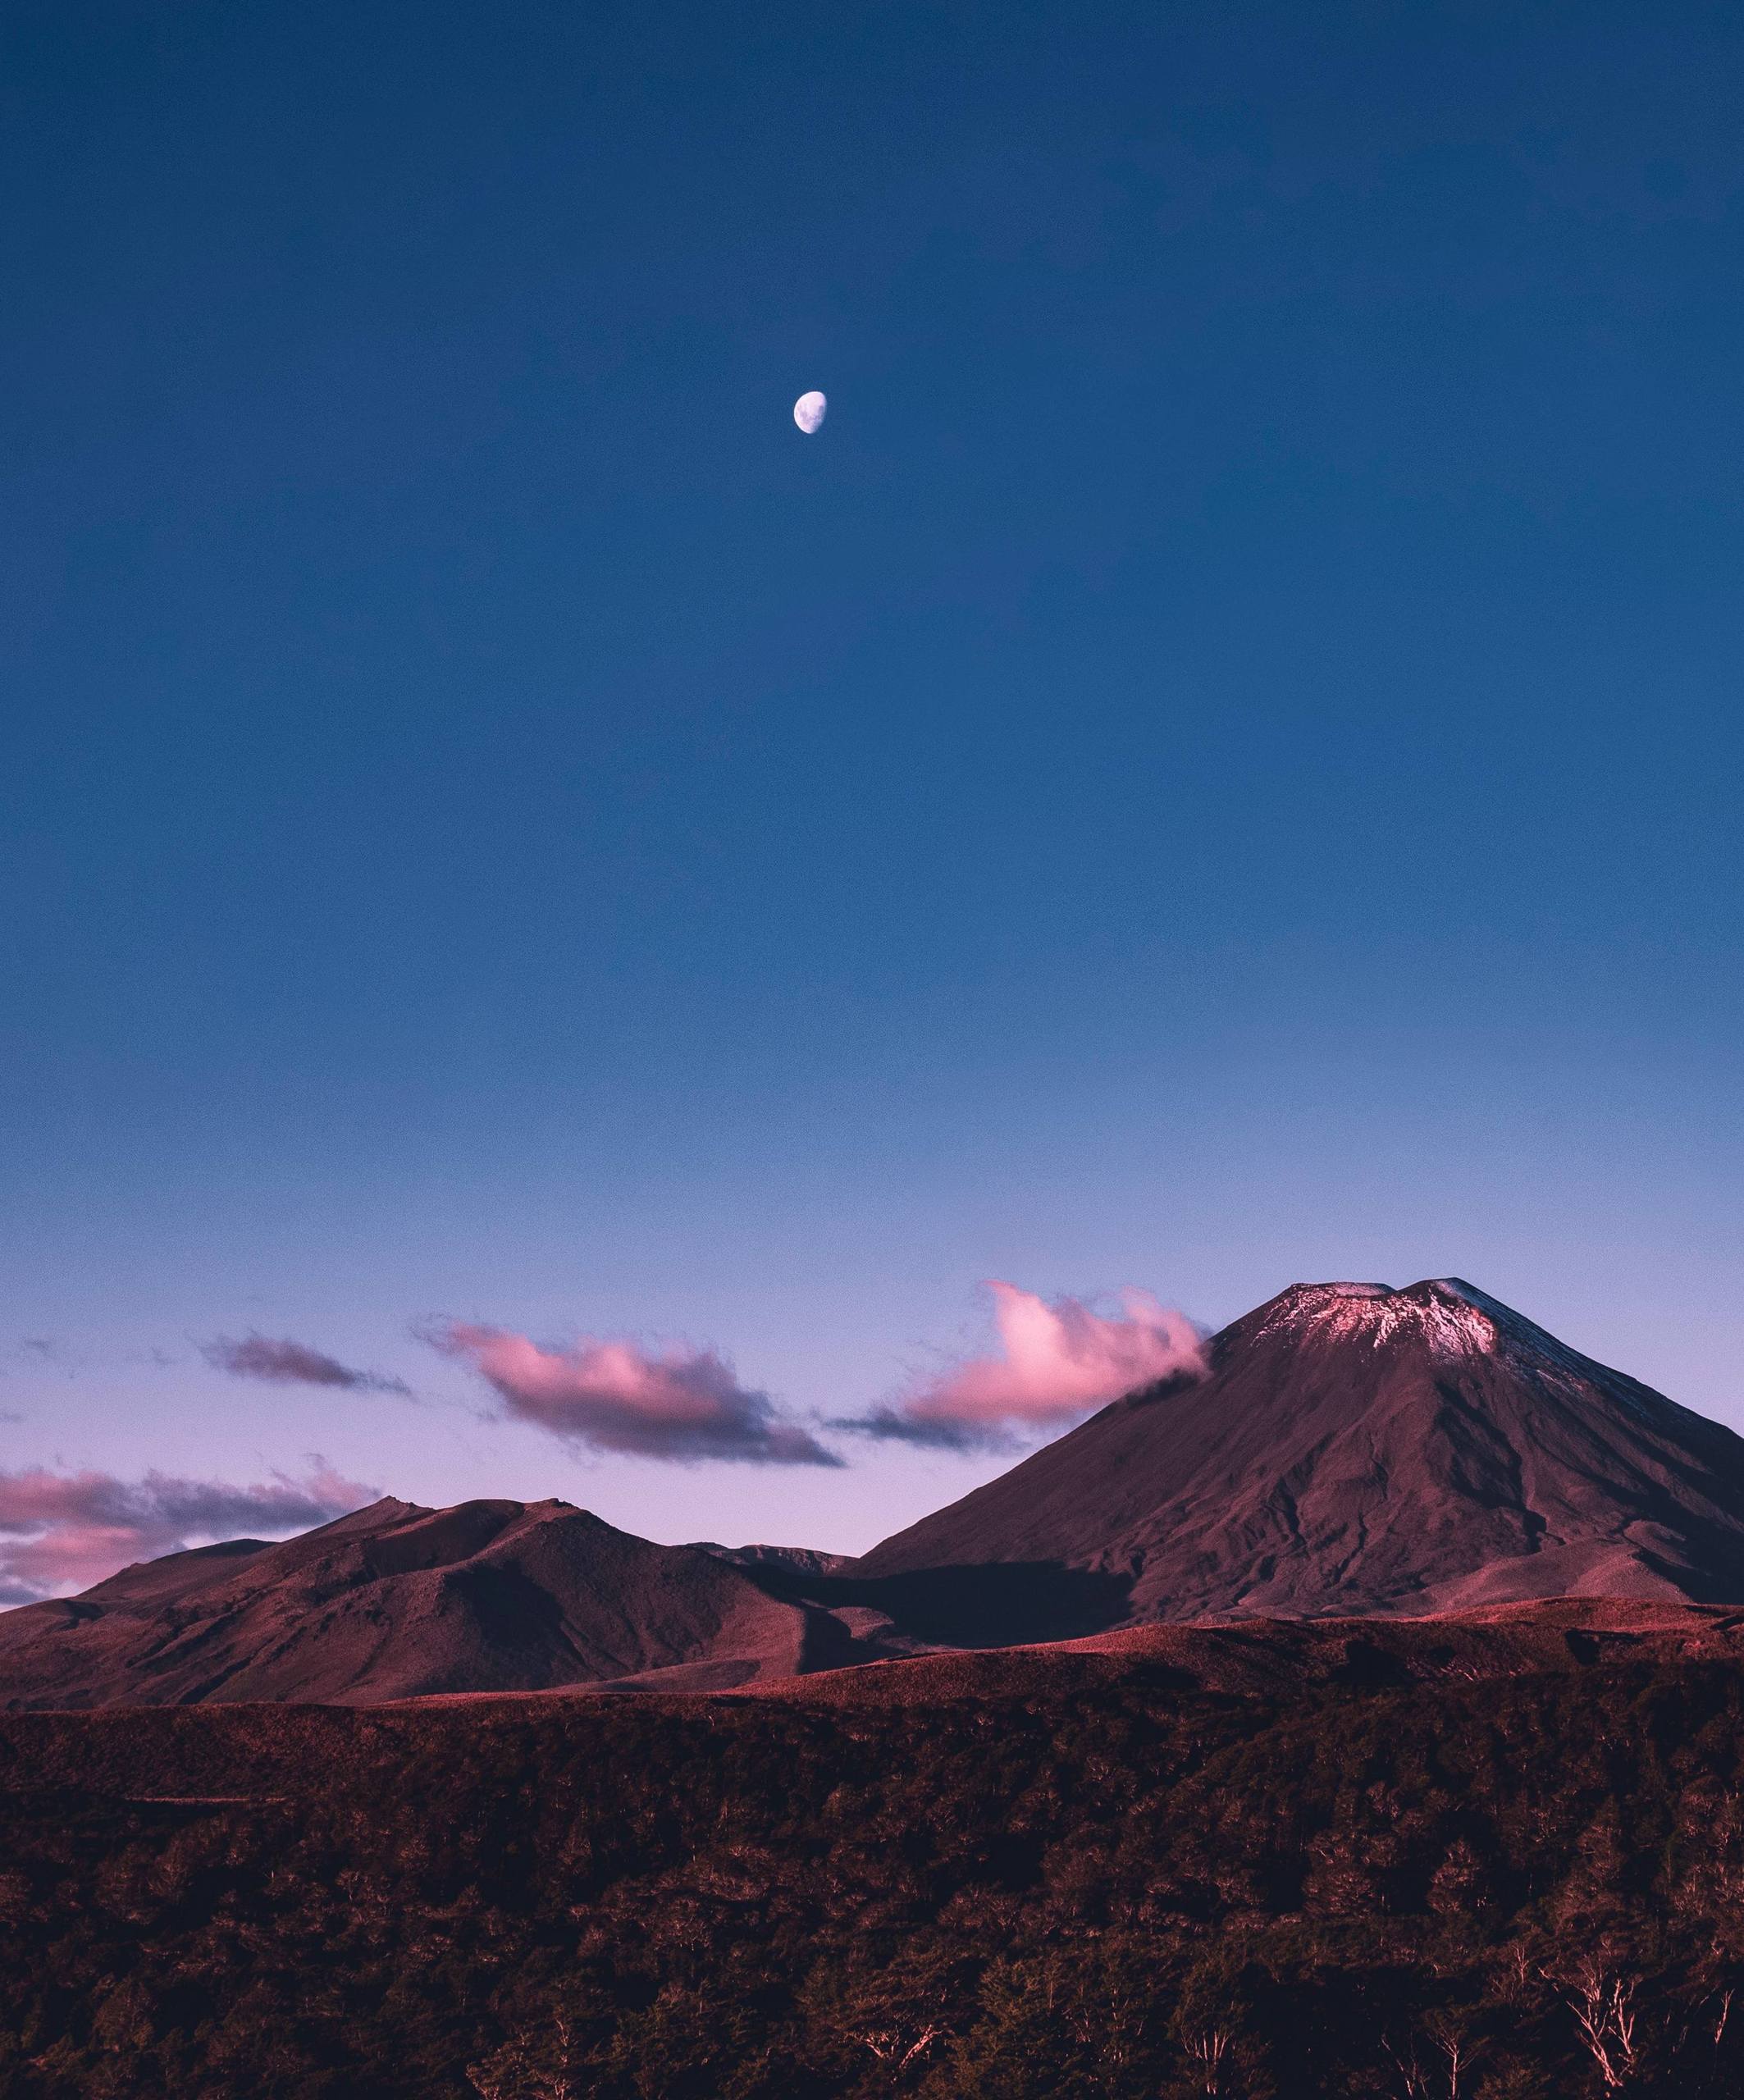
top-left (5, 1633), bottom-right (1744, 2096)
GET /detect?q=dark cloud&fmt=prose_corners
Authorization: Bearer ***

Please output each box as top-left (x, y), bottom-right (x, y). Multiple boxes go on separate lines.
top-left (203, 1335), bottom-right (411, 1396)
top-left (422, 1320), bottom-right (842, 1466)
top-left (828, 1404), bottom-right (1017, 1454)
top-left (0, 1460), bottom-right (375, 1603)
top-left (10, 1337), bottom-right (77, 1374)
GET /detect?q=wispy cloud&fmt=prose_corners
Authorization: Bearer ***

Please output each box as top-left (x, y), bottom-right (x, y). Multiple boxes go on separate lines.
top-left (7, 1336), bottom-right (78, 1375)
top-left (0, 1460), bottom-right (375, 1604)
top-left (423, 1321), bottom-right (842, 1466)
top-left (838, 1281), bottom-right (1206, 1451)
top-left (203, 1334), bottom-right (411, 1396)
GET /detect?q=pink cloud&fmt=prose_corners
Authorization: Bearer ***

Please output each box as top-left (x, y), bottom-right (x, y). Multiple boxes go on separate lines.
top-left (842, 1282), bottom-right (1207, 1450)
top-left (424, 1322), bottom-right (842, 1466)
top-left (0, 1460), bottom-right (375, 1604)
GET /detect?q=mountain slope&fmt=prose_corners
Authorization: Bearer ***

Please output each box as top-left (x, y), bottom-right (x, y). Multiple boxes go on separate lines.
top-left (689, 1542), bottom-right (857, 1577)
top-left (858, 1278), bottom-right (1744, 1624)
top-left (10, 1277), bottom-right (1742, 1704)
top-left (0, 1497), bottom-right (897, 1710)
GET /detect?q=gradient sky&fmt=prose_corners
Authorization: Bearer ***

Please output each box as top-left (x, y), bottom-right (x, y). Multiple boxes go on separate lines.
top-left (3, 0), bottom-right (1741, 1582)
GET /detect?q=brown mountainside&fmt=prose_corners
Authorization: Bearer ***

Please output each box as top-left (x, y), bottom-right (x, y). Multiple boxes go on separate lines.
top-left (0, 1497), bottom-right (903, 1710)
top-left (859, 1277), bottom-right (1744, 1623)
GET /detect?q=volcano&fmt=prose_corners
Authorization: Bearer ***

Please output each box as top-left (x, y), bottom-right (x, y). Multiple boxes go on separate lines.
top-left (856, 1278), bottom-right (1744, 1628)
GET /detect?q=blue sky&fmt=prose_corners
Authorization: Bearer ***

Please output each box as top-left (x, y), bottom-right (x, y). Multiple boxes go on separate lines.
top-left (2, 0), bottom-right (1740, 1575)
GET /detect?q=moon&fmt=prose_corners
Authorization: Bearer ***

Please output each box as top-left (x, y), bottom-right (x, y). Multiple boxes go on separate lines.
top-left (792, 390), bottom-right (827, 435)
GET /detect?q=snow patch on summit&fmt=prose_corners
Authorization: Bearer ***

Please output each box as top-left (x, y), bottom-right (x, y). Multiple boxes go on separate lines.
top-left (1256, 1279), bottom-right (1656, 1414)
top-left (1258, 1280), bottom-right (1501, 1359)
top-left (1421, 1279), bottom-right (1655, 1406)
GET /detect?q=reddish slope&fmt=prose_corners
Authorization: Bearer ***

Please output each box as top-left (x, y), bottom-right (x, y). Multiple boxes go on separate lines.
top-left (0, 1497), bottom-right (898, 1710)
top-left (858, 1279), bottom-right (1744, 1624)
top-left (752, 1596), bottom-right (1744, 1705)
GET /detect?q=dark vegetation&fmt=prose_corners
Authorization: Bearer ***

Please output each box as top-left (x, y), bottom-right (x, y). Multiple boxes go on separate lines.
top-left (5, 1650), bottom-right (1744, 2098)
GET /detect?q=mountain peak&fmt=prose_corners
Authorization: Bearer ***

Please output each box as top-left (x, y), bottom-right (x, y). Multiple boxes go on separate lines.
top-left (862, 1275), bottom-right (1744, 1624)
top-left (1249, 1276), bottom-right (1579, 1369)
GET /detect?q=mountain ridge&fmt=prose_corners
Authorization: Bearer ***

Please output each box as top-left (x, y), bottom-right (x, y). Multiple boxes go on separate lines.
top-left (0, 1495), bottom-right (911, 1710)
top-left (8, 1276), bottom-right (1744, 1705)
